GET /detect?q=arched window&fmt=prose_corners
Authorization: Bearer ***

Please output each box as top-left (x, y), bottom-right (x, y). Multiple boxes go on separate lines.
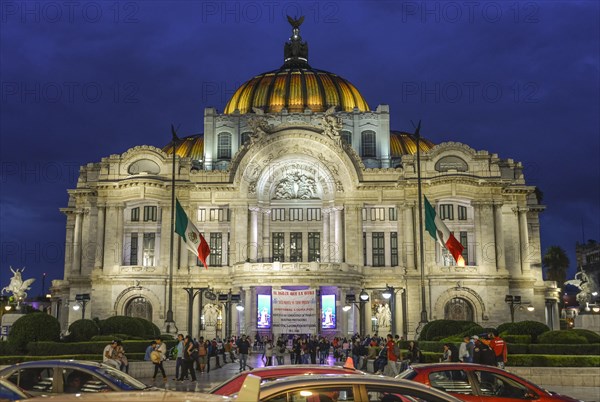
top-left (361, 130), bottom-right (376, 157)
top-left (240, 132), bottom-right (252, 146)
top-left (341, 130), bottom-right (352, 146)
top-left (125, 297), bottom-right (153, 321)
top-left (444, 297), bottom-right (474, 321)
top-left (217, 133), bottom-right (231, 159)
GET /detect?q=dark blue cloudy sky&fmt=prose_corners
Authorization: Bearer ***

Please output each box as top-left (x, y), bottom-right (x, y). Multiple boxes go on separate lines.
top-left (1, 1), bottom-right (598, 295)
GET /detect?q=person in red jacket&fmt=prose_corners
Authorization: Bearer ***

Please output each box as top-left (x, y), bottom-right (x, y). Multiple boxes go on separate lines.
top-left (386, 334), bottom-right (398, 362)
top-left (487, 331), bottom-right (507, 369)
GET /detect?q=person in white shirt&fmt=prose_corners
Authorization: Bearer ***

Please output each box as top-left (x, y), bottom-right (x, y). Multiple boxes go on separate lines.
top-left (102, 340), bottom-right (120, 369)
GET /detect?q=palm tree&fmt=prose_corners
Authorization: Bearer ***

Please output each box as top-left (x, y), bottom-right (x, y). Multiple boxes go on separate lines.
top-left (542, 246), bottom-right (570, 287)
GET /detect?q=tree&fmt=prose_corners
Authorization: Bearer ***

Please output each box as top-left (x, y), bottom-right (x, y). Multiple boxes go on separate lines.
top-left (542, 246), bottom-right (570, 287)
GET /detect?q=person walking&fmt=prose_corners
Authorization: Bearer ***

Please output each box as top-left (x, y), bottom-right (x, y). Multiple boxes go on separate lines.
top-left (151, 337), bottom-right (167, 383)
top-left (178, 335), bottom-right (197, 382)
top-left (264, 339), bottom-right (274, 366)
top-left (236, 334), bottom-right (252, 371)
top-left (174, 334), bottom-right (184, 380)
top-left (275, 339), bottom-right (286, 365)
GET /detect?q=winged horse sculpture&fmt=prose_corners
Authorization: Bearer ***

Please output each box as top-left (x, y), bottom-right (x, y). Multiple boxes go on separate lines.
top-left (2, 267), bottom-right (35, 303)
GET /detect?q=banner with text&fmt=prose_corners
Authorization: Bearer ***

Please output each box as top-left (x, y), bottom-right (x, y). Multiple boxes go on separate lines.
top-left (272, 289), bottom-right (317, 334)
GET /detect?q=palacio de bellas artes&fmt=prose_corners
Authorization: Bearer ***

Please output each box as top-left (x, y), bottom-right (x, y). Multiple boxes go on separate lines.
top-left (49, 15), bottom-right (561, 341)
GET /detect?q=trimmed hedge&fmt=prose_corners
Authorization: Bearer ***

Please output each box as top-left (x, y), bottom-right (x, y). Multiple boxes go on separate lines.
top-left (570, 329), bottom-right (600, 343)
top-left (25, 340), bottom-right (176, 356)
top-left (132, 317), bottom-right (161, 338)
top-left (90, 334), bottom-right (145, 341)
top-left (503, 335), bottom-right (532, 344)
top-left (538, 330), bottom-right (588, 345)
top-left (529, 343), bottom-right (600, 355)
top-left (8, 312), bottom-right (61, 352)
top-left (99, 316), bottom-right (145, 337)
top-left (507, 354), bottom-right (600, 367)
top-left (419, 320), bottom-right (479, 341)
top-left (0, 341), bottom-right (18, 355)
top-left (507, 344), bottom-right (529, 354)
top-left (498, 321), bottom-right (549, 342)
top-left (68, 319), bottom-right (100, 342)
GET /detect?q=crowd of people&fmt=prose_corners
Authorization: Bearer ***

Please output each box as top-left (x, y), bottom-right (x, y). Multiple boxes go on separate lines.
top-left (100, 329), bottom-right (508, 384)
top-left (441, 330), bottom-right (507, 368)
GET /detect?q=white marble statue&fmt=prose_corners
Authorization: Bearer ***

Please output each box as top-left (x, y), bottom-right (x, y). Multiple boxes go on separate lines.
top-left (1, 267), bottom-right (35, 303)
top-left (376, 303), bottom-right (392, 329)
top-left (202, 303), bottom-right (220, 326)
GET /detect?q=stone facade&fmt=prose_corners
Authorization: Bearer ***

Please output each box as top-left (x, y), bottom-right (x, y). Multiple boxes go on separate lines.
top-left (51, 110), bottom-right (560, 339)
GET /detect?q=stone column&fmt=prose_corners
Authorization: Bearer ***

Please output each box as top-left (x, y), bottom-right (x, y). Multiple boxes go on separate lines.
top-left (322, 208), bottom-right (331, 262)
top-left (262, 208), bottom-right (271, 262)
top-left (517, 207), bottom-right (531, 274)
top-left (403, 203), bottom-right (416, 270)
top-left (472, 202), bottom-right (483, 268)
top-left (493, 202), bottom-right (507, 272)
top-left (94, 204), bottom-right (105, 269)
top-left (344, 204), bottom-right (362, 266)
top-left (72, 209), bottom-right (83, 273)
top-left (243, 287), bottom-right (253, 336)
top-left (103, 204), bottom-right (117, 272)
top-left (249, 207), bottom-right (260, 262)
top-left (333, 206), bottom-right (344, 263)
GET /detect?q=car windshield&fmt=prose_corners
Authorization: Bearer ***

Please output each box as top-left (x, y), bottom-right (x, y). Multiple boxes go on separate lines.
top-left (396, 369), bottom-right (418, 380)
top-left (96, 366), bottom-right (147, 390)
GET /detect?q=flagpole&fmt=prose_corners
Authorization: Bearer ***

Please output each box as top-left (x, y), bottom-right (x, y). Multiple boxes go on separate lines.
top-left (166, 125), bottom-right (179, 332)
top-left (414, 120), bottom-right (429, 331)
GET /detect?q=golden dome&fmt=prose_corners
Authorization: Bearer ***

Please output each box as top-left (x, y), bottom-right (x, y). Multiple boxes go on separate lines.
top-left (162, 134), bottom-right (204, 160)
top-left (224, 67), bottom-right (369, 114)
top-left (224, 18), bottom-right (368, 114)
top-left (390, 131), bottom-right (435, 157)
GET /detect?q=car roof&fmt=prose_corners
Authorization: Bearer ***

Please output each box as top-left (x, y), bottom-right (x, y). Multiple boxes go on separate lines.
top-left (240, 364), bottom-right (361, 374)
top-left (23, 390), bottom-right (233, 401)
top-left (259, 373), bottom-right (463, 401)
top-left (1, 360), bottom-right (105, 369)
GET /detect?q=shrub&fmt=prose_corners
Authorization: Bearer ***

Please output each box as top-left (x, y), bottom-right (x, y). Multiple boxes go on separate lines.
top-left (458, 324), bottom-right (484, 338)
top-left (529, 343), bottom-right (600, 355)
top-left (90, 334), bottom-right (144, 341)
top-left (132, 318), bottom-right (160, 338)
top-left (503, 335), bottom-right (531, 344)
top-left (420, 320), bottom-right (479, 341)
top-left (68, 319), bottom-right (100, 342)
top-left (8, 312), bottom-right (60, 352)
top-left (99, 316), bottom-right (145, 337)
top-left (507, 354), bottom-right (600, 367)
top-left (538, 330), bottom-right (588, 345)
top-left (26, 340), bottom-right (163, 356)
top-left (570, 329), bottom-right (600, 343)
top-left (506, 343), bottom-right (529, 354)
top-left (497, 322), bottom-right (515, 335)
top-left (0, 341), bottom-right (18, 355)
top-left (500, 321), bottom-right (549, 342)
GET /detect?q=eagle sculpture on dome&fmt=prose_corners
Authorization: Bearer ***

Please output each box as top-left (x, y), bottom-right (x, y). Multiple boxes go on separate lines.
top-left (287, 15), bottom-right (304, 29)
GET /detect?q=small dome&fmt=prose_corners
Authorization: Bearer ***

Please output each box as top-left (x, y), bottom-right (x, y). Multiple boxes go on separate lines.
top-left (162, 134), bottom-right (204, 160)
top-left (390, 131), bottom-right (435, 157)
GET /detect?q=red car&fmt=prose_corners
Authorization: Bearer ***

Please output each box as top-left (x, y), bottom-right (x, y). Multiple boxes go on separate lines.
top-left (396, 363), bottom-right (580, 402)
top-left (209, 363), bottom-right (367, 396)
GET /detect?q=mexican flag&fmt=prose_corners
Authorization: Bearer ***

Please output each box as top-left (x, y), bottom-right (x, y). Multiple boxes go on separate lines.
top-left (424, 196), bottom-right (465, 266)
top-left (175, 199), bottom-right (210, 269)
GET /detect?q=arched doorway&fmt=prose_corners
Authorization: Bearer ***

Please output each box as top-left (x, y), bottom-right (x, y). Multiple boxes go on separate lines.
top-left (125, 297), bottom-right (152, 321)
top-left (444, 297), bottom-right (474, 321)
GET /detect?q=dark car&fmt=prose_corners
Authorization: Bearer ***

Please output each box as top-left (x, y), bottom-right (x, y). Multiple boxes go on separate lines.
top-left (0, 378), bottom-right (30, 401)
top-left (396, 363), bottom-right (581, 402)
top-left (0, 360), bottom-right (151, 397)
top-left (209, 363), bottom-right (367, 395)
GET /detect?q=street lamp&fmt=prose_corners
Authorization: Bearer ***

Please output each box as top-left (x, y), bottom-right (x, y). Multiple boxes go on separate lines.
top-left (219, 290), bottom-right (243, 338)
top-left (72, 293), bottom-right (90, 319)
top-left (381, 285), bottom-right (407, 338)
top-left (344, 291), bottom-right (369, 336)
top-left (183, 287), bottom-right (216, 336)
top-left (505, 295), bottom-right (534, 323)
